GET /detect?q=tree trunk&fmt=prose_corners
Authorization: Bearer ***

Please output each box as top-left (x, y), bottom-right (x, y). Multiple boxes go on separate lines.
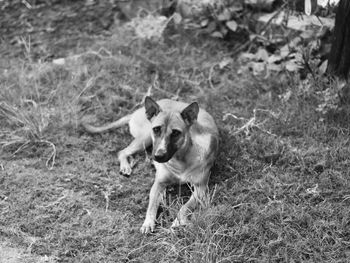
top-left (326, 0), bottom-right (350, 79)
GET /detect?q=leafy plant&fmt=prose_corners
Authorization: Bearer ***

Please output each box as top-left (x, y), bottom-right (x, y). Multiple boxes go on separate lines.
top-left (176, 0), bottom-right (246, 38)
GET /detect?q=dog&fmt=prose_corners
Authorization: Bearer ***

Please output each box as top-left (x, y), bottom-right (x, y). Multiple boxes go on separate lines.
top-left (82, 97), bottom-right (219, 233)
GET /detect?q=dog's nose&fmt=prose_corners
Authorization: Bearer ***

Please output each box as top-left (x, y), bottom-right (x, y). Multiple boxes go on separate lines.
top-left (155, 148), bottom-right (166, 157)
top-left (154, 153), bottom-right (165, 159)
top-left (154, 151), bottom-right (168, 163)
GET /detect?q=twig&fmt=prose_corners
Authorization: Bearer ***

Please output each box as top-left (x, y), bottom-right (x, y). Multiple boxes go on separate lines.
top-left (208, 65), bottom-right (215, 89)
top-left (209, 183), bottom-right (218, 204)
top-left (21, 0), bottom-right (32, 9)
top-left (97, 47), bottom-right (113, 57)
top-left (230, 38), bottom-right (257, 58)
top-left (302, 50), bottom-right (316, 81)
top-left (254, 108), bottom-right (280, 119)
top-left (222, 113), bottom-right (247, 122)
top-left (127, 242), bottom-right (154, 259)
top-left (41, 140), bottom-right (56, 170)
top-left (0, 102), bottom-right (26, 126)
top-left (223, 109), bottom-right (279, 136)
top-left (232, 203), bottom-right (251, 209)
top-left (73, 76), bottom-right (96, 102)
top-left (259, 3), bottom-right (287, 35)
top-left (103, 190), bottom-right (110, 212)
top-left (39, 190), bottom-right (70, 208)
top-left (10, 139), bottom-right (57, 170)
top-left (12, 141), bottom-right (31, 156)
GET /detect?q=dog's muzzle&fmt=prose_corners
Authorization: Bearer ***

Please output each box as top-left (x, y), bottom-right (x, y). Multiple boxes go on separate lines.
top-left (153, 138), bottom-right (175, 163)
top-left (153, 153), bottom-right (171, 163)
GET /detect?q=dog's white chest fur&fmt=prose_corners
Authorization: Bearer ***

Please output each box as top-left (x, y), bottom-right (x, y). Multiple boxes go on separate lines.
top-left (155, 160), bottom-right (204, 184)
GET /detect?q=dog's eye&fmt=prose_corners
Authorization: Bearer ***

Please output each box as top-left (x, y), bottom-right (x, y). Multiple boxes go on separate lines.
top-left (152, 126), bottom-right (161, 136)
top-left (171, 129), bottom-right (181, 138)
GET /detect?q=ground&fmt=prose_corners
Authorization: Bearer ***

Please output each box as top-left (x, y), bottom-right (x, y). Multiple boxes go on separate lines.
top-left (1, 1), bottom-right (350, 263)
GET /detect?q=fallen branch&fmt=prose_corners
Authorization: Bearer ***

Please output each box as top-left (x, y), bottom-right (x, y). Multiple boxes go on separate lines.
top-left (6, 139), bottom-right (57, 170)
top-left (223, 108), bottom-right (279, 136)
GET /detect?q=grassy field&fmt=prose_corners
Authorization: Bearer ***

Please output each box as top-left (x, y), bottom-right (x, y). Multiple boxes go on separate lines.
top-left (1, 13), bottom-right (350, 263)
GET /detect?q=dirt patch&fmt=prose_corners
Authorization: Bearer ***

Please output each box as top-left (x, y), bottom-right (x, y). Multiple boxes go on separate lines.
top-left (0, 243), bottom-right (23, 263)
top-left (0, 241), bottom-right (56, 263)
top-left (0, 0), bottom-right (116, 60)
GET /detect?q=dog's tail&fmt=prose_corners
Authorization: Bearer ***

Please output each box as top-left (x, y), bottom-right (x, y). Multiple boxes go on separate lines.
top-left (81, 115), bottom-right (132, 134)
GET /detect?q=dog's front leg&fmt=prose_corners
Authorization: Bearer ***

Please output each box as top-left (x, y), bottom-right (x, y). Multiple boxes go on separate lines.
top-left (172, 183), bottom-right (208, 228)
top-left (118, 136), bottom-right (151, 176)
top-left (140, 179), bottom-right (166, 234)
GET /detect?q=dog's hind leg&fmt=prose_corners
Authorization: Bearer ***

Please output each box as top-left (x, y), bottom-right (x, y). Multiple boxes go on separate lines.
top-left (118, 136), bottom-right (152, 176)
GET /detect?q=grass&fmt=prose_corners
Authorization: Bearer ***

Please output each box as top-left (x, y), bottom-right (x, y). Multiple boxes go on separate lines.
top-left (1, 23), bottom-right (350, 263)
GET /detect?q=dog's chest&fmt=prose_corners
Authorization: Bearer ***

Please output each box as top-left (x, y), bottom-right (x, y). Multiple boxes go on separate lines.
top-left (164, 161), bottom-right (189, 182)
top-left (154, 130), bottom-right (217, 184)
top-left (163, 145), bottom-right (209, 183)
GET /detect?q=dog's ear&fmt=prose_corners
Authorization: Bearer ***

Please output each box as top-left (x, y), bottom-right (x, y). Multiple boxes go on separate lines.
top-left (145, 96), bottom-right (161, 120)
top-left (181, 102), bottom-right (199, 126)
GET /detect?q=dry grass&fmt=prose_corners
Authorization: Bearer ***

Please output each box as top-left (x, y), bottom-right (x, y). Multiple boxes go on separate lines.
top-left (1, 24), bottom-right (350, 263)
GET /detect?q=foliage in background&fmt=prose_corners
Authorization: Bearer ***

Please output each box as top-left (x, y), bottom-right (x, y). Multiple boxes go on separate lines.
top-left (173, 0), bottom-right (343, 116)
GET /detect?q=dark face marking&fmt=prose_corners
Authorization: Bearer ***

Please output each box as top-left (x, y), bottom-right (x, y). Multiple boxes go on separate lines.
top-left (151, 114), bottom-right (186, 163)
top-left (150, 101), bottom-right (200, 163)
top-left (170, 129), bottom-right (182, 139)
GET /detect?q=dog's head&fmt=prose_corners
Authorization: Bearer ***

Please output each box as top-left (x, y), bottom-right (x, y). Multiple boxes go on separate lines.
top-left (145, 96), bottom-right (199, 163)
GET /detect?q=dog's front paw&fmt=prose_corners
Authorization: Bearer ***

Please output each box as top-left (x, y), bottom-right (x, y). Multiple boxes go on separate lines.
top-left (171, 217), bottom-right (189, 228)
top-left (140, 219), bottom-right (155, 234)
top-left (119, 163), bottom-right (132, 176)
top-left (171, 218), bottom-right (181, 228)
